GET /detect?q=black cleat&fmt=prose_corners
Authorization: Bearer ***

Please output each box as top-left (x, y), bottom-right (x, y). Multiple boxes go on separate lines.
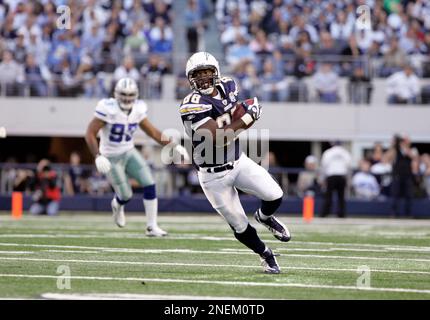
top-left (254, 210), bottom-right (291, 242)
top-left (260, 248), bottom-right (281, 274)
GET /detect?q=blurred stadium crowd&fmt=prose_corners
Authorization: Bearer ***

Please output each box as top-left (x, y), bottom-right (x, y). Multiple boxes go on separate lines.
top-left (0, 0), bottom-right (429, 103)
top-left (0, 0), bottom-right (173, 98)
top-left (212, 0), bottom-right (430, 104)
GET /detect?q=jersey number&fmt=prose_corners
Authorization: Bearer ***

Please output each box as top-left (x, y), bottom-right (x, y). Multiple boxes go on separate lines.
top-left (183, 93), bottom-right (201, 104)
top-left (216, 113), bottom-right (231, 128)
top-left (109, 123), bottom-right (138, 142)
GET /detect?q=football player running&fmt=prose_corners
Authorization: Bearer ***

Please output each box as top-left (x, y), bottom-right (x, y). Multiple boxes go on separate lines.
top-left (179, 52), bottom-right (291, 274)
top-left (86, 77), bottom-right (189, 236)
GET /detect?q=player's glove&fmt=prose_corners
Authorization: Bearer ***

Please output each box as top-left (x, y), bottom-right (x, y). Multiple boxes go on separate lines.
top-left (243, 97), bottom-right (262, 122)
top-left (95, 154), bottom-right (111, 174)
top-left (174, 144), bottom-right (191, 162)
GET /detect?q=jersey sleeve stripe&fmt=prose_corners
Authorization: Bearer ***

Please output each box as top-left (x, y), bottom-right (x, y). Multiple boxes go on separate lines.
top-left (179, 104), bottom-right (212, 115)
top-left (95, 110), bottom-right (107, 117)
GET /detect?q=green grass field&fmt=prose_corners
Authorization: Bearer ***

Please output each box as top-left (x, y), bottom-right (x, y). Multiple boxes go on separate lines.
top-left (0, 211), bottom-right (429, 300)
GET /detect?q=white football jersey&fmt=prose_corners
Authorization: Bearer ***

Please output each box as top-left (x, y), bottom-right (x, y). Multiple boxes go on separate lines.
top-left (94, 98), bottom-right (148, 157)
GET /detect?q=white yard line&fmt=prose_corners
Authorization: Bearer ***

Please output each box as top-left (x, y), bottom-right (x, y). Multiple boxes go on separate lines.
top-left (39, 293), bottom-right (258, 300)
top-left (221, 248), bottom-right (392, 253)
top-left (0, 273), bottom-right (429, 294)
top-left (44, 250), bottom-right (100, 254)
top-left (0, 256), bottom-right (429, 276)
top-left (0, 251), bottom-right (34, 254)
top-left (0, 243), bottom-right (430, 262)
top-left (1, 233), bottom-right (430, 253)
top-left (0, 243), bottom-right (429, 263)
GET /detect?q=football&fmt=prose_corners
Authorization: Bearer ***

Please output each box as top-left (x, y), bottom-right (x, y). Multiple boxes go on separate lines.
top-left (231, 99), bottom-right (254, 128)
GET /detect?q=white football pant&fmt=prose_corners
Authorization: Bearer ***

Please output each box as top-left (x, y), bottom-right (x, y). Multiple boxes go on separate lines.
top-left (198, 153), bottom-right (283, 233)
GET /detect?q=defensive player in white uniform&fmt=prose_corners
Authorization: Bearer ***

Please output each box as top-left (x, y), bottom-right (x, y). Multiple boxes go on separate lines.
top-left (86, 77), bottom-right (188, 236)
top-left (179, 52), bottom-right (291, 273)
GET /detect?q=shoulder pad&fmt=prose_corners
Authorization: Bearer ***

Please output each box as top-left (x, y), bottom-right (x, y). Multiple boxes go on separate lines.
top-left (134, 99), bottom-right (148, 112)
top-left (95, 98), bottom-right (117, 118)
top-left (220, 76), bottom-right (239, 96)
top-left (220, 76), bottom-right (234, 84)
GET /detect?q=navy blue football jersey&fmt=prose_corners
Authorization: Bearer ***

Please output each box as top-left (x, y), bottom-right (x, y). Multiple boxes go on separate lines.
top-left (179, 77), bottom-right (242, 167)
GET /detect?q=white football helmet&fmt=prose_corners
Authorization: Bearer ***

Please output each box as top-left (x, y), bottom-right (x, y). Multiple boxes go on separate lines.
top-left (114, 77), bottom-right (139, 111)
top-left (185, 52), bottom-right (220, 95)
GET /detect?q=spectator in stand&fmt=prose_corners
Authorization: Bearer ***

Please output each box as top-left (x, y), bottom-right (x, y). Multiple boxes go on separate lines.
top-left (141, 54), bottom-right (167, 99)
top-left (63, 151), bottom-right (89, 196)
top-left (124, 23), bottom-right (149, 62)
top-left (330, 11), bottom-right (354, 43)
top-left (220, 15), bottom-right (247, 49)
top-left (348, 66), bottom-right (373, 104)
top-left (293, 48), bottom-right (314, 79)
top-left (226, 34), bottom-right (255, 69)
top-left (184, 0), bottom-right (203, 54)
top-left (234, 61), bottom-right (260, 101)
top-left (352, 159), bottom-right (380, 200)
top-left (127, 0), bottom-right (148, 28)
top-left (260, 58), bottom-right (288, 102)
top-left (54, 58), bottom-right (81, 97)
top-left (149, 0), bottom-right (172, 25)
top-left (289, 15), bottom-right (319, 44)
top-left (389, 134), bottom-right (418, 217)
top-left (320, 141), bottom-right (352, 218)
top-left (12, 32), bottom-right (27, 64)
top-left (312, 63), bottom-right (339, 103)
top-left (296, 31), bottom-right (313, 56)
top-left (249, 29), bottom-right (274, 56)
top-left (148, 17), bottom-right (173, 55)
top-left (47, 30), bottom-right (74, 74)
top-left (0, 50), bottom-right (25, 96)
top-left (370, 142), bottom-right (384, 165)
top-left (399, 27), bottom-right (418, 55)
top-left (340, 34), bottom-right (364, 76)
top-left (263, 6), bottom-right (288, 36)
top-left (386, 64), bottom-right (420, 104)
top-left (215, 0), bottom-right (249, 29)
top-left (24, 53), bottom-right (50, 96)
top-left (380, 37), bottom-right (407, 77)
top-left (69, 33), bottom-right (86, 72)
top-left (371, 151), bottom-right (393, 198)
top-left (29, 159), bottom-right (61, 216)
top-left (355, 28), bottom-right (374, 53)
top-left (297, 155), bottom-right (321, 197)
top-left (81, 24), bottom-right (104, 61)
top-left (113, 55), bottom-right (140, 83)
top-left (75, 55), bottom-right (97, 97)
top-left (420, 153), bottom-right (430, 197)
top-left (315, 31), bottom-right (340, 57)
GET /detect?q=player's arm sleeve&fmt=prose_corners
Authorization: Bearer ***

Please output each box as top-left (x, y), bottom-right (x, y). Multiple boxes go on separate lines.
top-left (94, 100), bottom-right (109, 122)
top-left (136, 101), bottom-right (149, 122)
top-left (179, 104), bottom-right (213, 131)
